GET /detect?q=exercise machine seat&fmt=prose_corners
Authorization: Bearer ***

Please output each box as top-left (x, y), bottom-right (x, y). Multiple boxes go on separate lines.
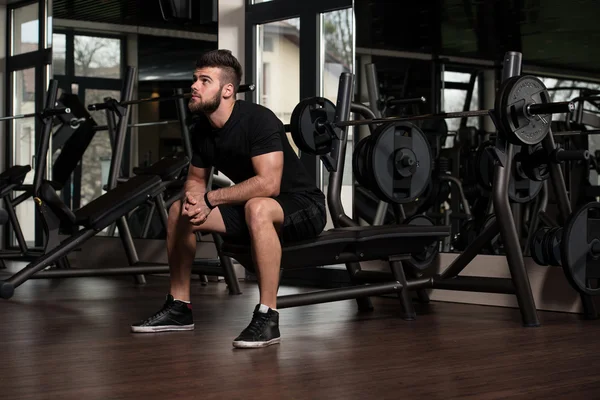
top-left (221, 224), bottom-right (450, 271)
top-left (133, 156), bottom-right (190, 181)
top-left (0, 165), bottom-right (31, 186)
top-left (74, 174), bottom-right (163, 231)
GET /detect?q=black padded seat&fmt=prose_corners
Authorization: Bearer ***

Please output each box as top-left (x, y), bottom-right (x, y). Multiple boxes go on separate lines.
top-left (133, 156), bottom-right (189, 181)
top-left (0, 165), bottom-right (31, 185)
top-left (74, 174), bottom-right (163, 230)
top-left (221, 224), bottom-right (451, 271)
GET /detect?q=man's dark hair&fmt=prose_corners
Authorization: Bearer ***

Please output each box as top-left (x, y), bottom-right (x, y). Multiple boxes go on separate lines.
top-left (195, 49), bottom-right (243, 93)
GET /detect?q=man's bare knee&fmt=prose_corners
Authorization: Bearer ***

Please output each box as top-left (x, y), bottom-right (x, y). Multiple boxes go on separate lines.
top-left (245, 198), bottom-right (283, 232)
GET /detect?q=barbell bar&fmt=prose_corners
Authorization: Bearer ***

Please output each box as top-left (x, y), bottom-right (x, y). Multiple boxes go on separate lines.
top-left (0, 107), bottom-right (71, 122)
top-left (87, 83), bottom-right (256, 111)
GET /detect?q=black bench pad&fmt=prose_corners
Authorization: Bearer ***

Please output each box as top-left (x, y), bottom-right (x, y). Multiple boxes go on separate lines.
top-left (0, 165), bottom-right (31, 185)
top-left (221, 224), bottom-right (451, 271)
top-left (133, 156), bottom-right (189, 180)
top-left (75, 174), bottom-right (163, 230)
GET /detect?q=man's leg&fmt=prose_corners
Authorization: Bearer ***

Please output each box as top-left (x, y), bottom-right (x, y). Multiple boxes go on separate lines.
top-left (232, 197), bottom-right (284, 349)
top-left (244, 197), bottom-right (285, 308)
top-left (167, 199), bottom-right (227, 302)
top-left (131, 199), bottom-right (227, 333)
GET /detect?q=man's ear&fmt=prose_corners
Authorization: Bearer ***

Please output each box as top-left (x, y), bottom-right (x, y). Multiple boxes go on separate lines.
top-left (222, 83), bottom-right (235, 99)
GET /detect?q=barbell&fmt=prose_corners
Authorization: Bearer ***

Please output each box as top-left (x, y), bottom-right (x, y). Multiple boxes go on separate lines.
top-left (289, 75), bottom-right (573, 153)
top-left (0, 107), bottom-right (71, 122)
top-left (87, 83), bottom-right (256, 112)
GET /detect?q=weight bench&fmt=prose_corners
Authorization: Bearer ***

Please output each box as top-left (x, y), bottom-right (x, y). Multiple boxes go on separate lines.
top-left (222, 224), bottom-right (450, 312)
top-left (0, 158), bottom-right (185, 299)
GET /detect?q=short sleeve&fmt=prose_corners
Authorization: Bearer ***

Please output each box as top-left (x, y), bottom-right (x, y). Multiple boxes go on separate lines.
top-left (188, 118), bottom-right (212, 168)
top-left (250, 114), bottom-right (283, 157)
top-left (191, 153), bottom-right (208, 168)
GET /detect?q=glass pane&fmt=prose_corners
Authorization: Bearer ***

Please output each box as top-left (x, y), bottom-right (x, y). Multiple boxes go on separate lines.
top-left (80, 89), bottom-right (121, 207)
top-left (12, 3), bottom-right (39, 55)
top-left (12, 68), bottom-right (37, 246)
top-left (256, 18), bottom-right (300, 154)
top-left (52, 33), bottom-right (66, 76)
top-left (74, 35), bottom-right (121, 79)
top-left (321, 8), bottom-right (354, 223)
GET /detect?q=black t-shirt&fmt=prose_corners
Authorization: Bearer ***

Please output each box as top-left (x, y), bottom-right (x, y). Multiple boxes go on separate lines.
top-left (189, 100), bottom-right (323, 200)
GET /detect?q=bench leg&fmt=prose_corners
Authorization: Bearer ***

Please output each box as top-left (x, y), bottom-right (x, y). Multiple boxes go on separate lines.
top-left (390, 259), bottom-right (416, 320)
top-left (344, 261), bottom-right (374, 312)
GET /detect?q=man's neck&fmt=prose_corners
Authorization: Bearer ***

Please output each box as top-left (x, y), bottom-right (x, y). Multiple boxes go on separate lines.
top-left (207, 100), bottom-right (236, 129)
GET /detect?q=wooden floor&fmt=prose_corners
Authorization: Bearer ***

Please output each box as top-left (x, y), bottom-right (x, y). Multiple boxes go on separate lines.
top-left (1, 267), bottom-right (600, 400)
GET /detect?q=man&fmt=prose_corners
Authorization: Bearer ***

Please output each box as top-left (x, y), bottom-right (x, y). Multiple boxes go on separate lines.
top-left (131, 49), bottom-right (327, 349)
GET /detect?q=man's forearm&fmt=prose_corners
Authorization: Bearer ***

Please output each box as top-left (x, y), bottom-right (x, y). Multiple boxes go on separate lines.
top-left (184, 178), bottom-right (206, 196)
top-left (207, 175), bottom-right (277, 206)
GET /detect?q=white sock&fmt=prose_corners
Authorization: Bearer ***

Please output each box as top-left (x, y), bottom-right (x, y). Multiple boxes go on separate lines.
top-left (174, 299), bottom-right (191, 304)
top-left (258, 304), bottom-right (273, 313)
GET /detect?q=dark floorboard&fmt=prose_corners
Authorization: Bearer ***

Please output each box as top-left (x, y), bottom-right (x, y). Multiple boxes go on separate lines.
top-left (1, 269), bottom-right (600, 399)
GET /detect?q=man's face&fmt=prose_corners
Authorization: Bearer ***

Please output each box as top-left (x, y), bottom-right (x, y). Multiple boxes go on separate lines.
top-left (189, 67), bottom-right (222, 114)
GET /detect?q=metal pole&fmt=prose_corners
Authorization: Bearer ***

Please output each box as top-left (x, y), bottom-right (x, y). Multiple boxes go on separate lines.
top-left (32, 80), bottom-right (59, 196)
top-left (493, 51), bottom-right (539, 327)
top-left (175, 88), bottom-right (193, 161)
top-left (328, 72), bottom-right (355, 228)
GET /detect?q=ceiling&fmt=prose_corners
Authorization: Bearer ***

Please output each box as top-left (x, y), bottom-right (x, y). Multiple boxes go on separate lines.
top-left (355, 0), bottom-right (600, 77)
top-left (52, 0), bottom-right (217, 35)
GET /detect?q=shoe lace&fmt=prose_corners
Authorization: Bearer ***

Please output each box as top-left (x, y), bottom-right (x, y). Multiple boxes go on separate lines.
top-left (143, 301), bottom-right (176, 323)
top-left (243, 312), bottom-right (270, 337)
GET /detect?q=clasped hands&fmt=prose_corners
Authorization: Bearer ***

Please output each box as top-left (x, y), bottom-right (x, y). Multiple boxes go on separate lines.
top-left (182, 191), bottom-right (211, 225)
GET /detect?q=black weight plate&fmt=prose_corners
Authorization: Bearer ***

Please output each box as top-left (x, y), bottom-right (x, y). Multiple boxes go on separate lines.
top-left (519, 144), bottom-right (549, 182)
top-left (509, 145), bottom-right (543, 203)
top-left (403, 215), bottom-right (439, 271)
top-left (542, 227), bottom-right (559, 267)
top-left (549, 227), bottom-right (563, 267)
top-left (353, 137), bottom-right (370, 189)
top-left (289, 97), bottom-right (336, 155)
top-left (495, 75), bottom-right (551, 146)
top-left (370, 122), bottom-right (432, 204)
top-left (562, 202), bottom-right (600, 296)
top-left (530, 227), bottom-right (549, 266)
top-left (474, 141), bottom-right (495, 192)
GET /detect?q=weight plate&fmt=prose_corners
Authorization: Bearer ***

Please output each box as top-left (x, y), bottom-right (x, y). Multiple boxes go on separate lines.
top-left (562, 201), bottom-right (600, 296)
top-left (519, 144), bottom-right (550, 181)
top-left (530, 227), bottom-right (549, 266)
top-left (495, 75), bottom-right (551, 146)
top-left (370, 122), bottom-right (432, 204)
top-left (509, 145), bottom-right (543, 203)
top-left (353, 137), bottom-right (370, 189)
top-left (474, 141), bottom-right (495, 192)
top-left (403, 215), bottom-right (439, 271)
top-left (289, 97), bottom-right (337, 155)
top-left (549, 227), bottom-right (563, 267)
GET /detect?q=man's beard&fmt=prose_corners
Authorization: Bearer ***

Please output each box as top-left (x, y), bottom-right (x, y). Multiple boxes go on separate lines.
top-left (188, 91), bottom-right (221, 114)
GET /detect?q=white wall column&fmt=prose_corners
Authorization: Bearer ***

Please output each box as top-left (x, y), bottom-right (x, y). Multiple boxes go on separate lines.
top-left (218, 0), bottom-right (245, 99)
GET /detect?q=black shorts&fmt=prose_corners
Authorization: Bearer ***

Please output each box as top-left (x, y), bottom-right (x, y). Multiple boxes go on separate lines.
top-left (218, 192), bottom-right (326, 245)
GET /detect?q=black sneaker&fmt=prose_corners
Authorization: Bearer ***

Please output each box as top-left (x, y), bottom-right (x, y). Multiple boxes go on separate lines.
top-left (232, 305), bottom-right (281, 348)
top-left (131, 294), bottom-right (194, 333)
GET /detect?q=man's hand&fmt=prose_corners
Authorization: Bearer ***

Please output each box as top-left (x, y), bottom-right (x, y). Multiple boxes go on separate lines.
top-left (182, 191), bottom-right (212, 225)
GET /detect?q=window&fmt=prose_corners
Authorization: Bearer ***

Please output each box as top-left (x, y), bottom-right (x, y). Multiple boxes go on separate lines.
top-left (80, 89), bottom-right (122, 207)
top-left (257, 18), bottom-right (300, 155)
top-left (74, 35), bottom-right (121, 79)
top-left (12, 68), bottom-right (37, 245)
top-left (11, 3), bottom-right (39, 56)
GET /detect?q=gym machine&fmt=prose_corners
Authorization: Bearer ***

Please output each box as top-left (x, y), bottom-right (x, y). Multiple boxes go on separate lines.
top-left (222, 51), bottom-right (594, 326)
